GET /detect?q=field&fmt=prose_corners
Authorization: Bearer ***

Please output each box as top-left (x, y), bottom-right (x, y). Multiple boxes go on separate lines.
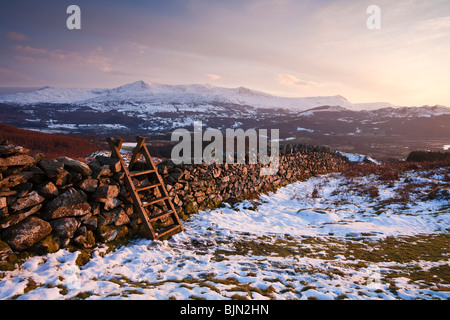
top-left (0, 162), bottom-right (448, 300)
top-left (0, 123), bottom-right (101, 160)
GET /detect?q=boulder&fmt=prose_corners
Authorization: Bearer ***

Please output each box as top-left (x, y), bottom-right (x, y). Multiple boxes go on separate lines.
top-left (97, 225), bottom-right (117, 242)
top-left (99, 210), bottom-right (116, 226)
top-left (12, 182), bottom-right (33, 198)
top-left (38, 158), bottom-right (65, 178)
top-left (88, 161), bottom-right (112, 179)
top-left (38, 159), bottom-right (71, 186)
top-left (0, 144), bottom-right (30, 156)
top-left (0, 154), bottom-right (35, 167)
top-left (10, 191), bottom-right (44, 212)
top-left (113, 208), bottom-right (130, 226)
top-left (3, 217), bottom-right (52, 251)
top-left (82, 217), bottom-right (98, 230)
top-left (95, 156), bottom-right (122, 173)
top-left (92, 185), bottom-right (119, 199)
top-left (0, 240), bottom-right (12, 259)
top-left (79, 178), bottom-right (98, 193)
top-left (43, 187), bottom-right (91, 219)
top-left (103, 197), bottom-right (122, 210)
top-left (50, 217), bottom-right (80, 238)
top-left (0, 171), bottom-right (35, 188)
top-left (0, 204), bottom-right (42, 229)
top-left (37, 181), bottom-right (59, 199)
top-left (57, 157), bottom-right (92, 176)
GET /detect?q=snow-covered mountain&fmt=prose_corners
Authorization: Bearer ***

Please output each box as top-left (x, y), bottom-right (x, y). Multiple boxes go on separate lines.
top-left (354, 102), bottom-right (399, 110)
top-left (366, 105), bottom-right (450, 118)
top-left (0, 80), bottom-right (356, 112)
top-left (2, 81), bottom-right (450, 118)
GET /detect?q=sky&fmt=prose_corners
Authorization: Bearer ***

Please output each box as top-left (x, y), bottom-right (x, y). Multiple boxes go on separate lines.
top-left (0, 0), bottom-right (449, 106)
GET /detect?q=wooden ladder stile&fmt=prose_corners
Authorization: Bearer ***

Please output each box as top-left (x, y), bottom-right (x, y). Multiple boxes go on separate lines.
top-left (107, 136), bottom-right (183, 240)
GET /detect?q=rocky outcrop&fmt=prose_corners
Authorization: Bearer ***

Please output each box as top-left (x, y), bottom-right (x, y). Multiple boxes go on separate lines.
top-left (0, 139), bottom-right (349, 266)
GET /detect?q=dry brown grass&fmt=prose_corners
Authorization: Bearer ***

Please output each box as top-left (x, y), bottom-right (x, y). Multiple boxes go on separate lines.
top-left (341, 161), bottom-right (450, 181)
top-left (0, 123), bottom-right (101, 160)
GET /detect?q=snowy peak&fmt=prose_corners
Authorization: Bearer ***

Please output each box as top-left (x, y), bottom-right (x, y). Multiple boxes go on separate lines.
top-left (114, 80), bottom-right (154, 92)
top-left (0, 81), bottom-right (357, 111)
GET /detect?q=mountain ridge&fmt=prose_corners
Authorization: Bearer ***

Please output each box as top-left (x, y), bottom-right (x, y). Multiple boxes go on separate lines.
top-left (0, 80), bottom-right (367, 112)
top-left (2, 81), bottom-right (449, 115)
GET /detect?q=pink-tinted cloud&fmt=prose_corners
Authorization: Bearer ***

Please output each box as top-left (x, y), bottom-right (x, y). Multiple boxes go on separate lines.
top-left (13, 45), bottom-right (112, 73)
top-left (276, 74), bottom-right (322, 88)
top-left (205, 73), bottom-right (221, 80)
top-left (7, 31), bottom-right (29, 41)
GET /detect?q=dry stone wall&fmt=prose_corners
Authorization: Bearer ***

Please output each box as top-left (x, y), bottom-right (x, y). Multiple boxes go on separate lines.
top-left (0, 139), bottom-right (349, 265)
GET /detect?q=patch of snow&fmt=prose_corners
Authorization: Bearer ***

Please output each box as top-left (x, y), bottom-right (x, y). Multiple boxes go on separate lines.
top-left (296, 127), bottom-right (314, 133)
top-left (337, 151), bottom-right (380, 164)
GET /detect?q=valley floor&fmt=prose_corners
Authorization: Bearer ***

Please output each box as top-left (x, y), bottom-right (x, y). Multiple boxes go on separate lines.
top-left (0, 166), bottom-right (449, 300)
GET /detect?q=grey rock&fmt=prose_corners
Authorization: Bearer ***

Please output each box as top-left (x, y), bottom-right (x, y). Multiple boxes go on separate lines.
top-left (79, 178), bottom-right (99, 193)
top-left (43, 187), bottom-right (91, 219)
top-left (92, 185), bottom-right (119, 199)
top-left (0, 154), bottom-right (35, 167)
top-left (3, 217), bottom-right (52, 251)
top-left (11, 191), bottom-right (44, 212)
top-left (50, 217), bottom-right (80, 238)
top-left (57, 157), bottom-right (92, 176)
top-left (37, 181), bottom-right (59, 199)
top-left (0, 204), bottom-right (42, 229)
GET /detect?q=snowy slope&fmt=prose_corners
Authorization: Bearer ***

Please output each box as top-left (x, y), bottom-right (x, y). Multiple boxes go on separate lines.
top-left (0, 80), bottom-right (356, 112)
top-left (2, 81), bottom-right (449, 117)
top-left (354, 102), bottom-right (399, 110)
top-left (0, 167), bottom-right (448, 300)
top-left (368, 105), bottom-right (450, 118)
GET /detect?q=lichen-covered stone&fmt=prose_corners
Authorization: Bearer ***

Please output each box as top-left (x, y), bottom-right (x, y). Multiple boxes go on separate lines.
top-left (50, 217), bottom-right (80, 238)
top-left (57, 156), bottom-right (92, 177)
top-left (10, 191), bottom-right (44, 212)
top-left (3, 217), bottom-right (52, 251)
top-left (37, 181), bottom-right (59, 199)
top-left (43, 187), bottom-right (91, 219)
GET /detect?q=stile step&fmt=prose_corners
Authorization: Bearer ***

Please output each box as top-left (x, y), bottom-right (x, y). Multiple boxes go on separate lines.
top-left (155, 224), bottom-right (182, 239)
top-left (109, 136), bottom-right (183, 240)
top-left (129, 169), bottom-right (156, 177)
top-left (142, 196), bottom-right (169, 207)
top-left (136, 183), bottom-right (162, 193)
top-left (148, 209), bottom-right (174, 223)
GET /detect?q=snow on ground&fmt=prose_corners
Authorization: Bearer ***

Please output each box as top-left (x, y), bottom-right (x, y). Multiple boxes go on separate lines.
top-left (337, 151), bottom-right (380, 165)
top-left (0, 167), bottom-right (449, 300)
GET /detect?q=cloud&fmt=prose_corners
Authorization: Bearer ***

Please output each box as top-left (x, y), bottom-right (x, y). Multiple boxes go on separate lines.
top-left (276, 74), bottom-right (322, 88)
top-left (205, 73), bottom-right (221, 80)
top-left (7, 31), bottom-right (29, 41)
